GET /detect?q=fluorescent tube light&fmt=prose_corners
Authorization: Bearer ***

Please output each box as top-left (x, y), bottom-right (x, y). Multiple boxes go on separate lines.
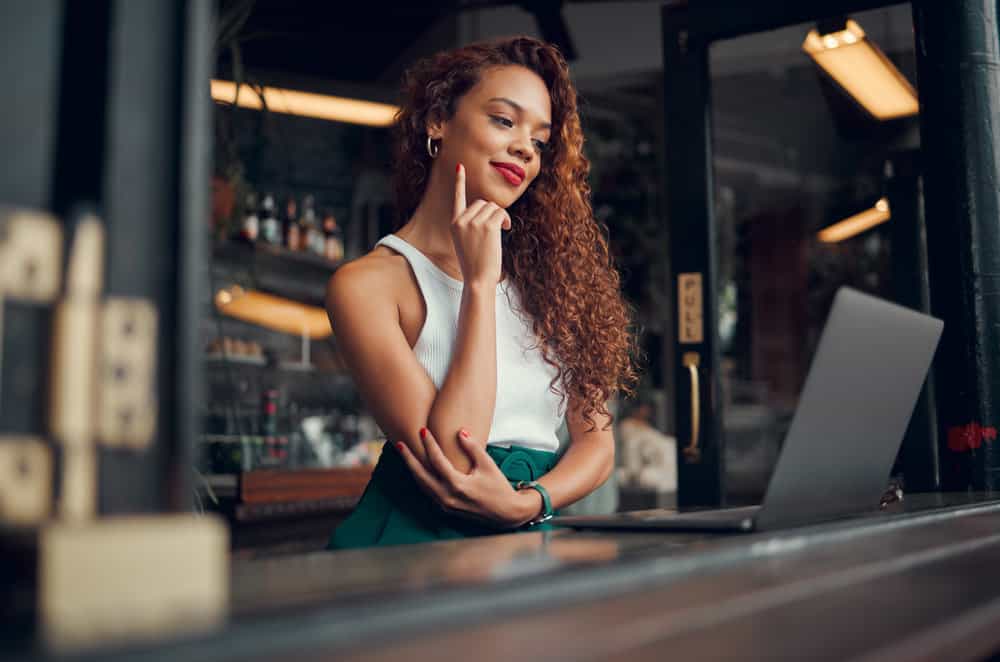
top-left (211, 79), bottom-right (398, 127)
top-left (803, 20), bottom-right (918, 121)
top-left (817, 197), bottom-right (891, 243)
top-left (215, 287), bottom-right (332, 339)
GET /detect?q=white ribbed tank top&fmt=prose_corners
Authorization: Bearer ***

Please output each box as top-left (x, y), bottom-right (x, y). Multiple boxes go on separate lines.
top-left (376, 234), bottom-right (565, 453)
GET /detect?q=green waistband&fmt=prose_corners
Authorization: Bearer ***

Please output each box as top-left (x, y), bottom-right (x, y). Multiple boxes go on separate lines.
top-left (484, 443), bottom-right (559, 484)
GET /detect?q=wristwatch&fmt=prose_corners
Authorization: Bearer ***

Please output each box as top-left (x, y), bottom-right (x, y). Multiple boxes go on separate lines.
top-left (515, 480), bottom-right (553, 525)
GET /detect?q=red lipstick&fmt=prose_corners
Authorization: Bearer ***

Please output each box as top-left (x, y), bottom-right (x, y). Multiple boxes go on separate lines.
top-left (490, 162), bottom-right (525, 186)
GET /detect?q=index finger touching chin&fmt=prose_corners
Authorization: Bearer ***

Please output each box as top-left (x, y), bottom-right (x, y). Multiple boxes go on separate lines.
top-left (454, 163), bottom-right (466, 216)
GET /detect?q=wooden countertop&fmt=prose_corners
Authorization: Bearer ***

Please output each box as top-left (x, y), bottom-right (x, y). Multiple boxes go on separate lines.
top-left (233, 493), bottom-right (1000, 661)
top-left (19, 493), bottom-right (1000, 661)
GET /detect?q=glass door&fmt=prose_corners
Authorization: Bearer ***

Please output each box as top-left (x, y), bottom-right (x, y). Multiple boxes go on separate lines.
top-left (663, 2), bottom-right (925, 507)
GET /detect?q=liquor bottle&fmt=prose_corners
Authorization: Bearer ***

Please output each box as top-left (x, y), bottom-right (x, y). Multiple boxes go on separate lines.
top-left (322, 209), bottom-right (345, 262)
top-left (259, 193), bottom-right (281, 245)
top-left (296, 196), bottom-right (311, 252)
top-left (283, 195), bottom-right (301, 251)
top-left (240, 192), bottom-right (259, 242)
top-left (301, 195), bottom-right (324, 257)
top-left (260, 388), bottom-right (279, 466)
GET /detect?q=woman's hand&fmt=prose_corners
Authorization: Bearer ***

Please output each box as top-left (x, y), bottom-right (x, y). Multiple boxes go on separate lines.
top-left (451, 163), bottom-right (511, 288)
top-left (395, 426), bottom-right (540, 529)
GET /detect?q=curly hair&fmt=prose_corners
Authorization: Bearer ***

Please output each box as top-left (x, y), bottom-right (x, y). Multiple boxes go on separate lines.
top-left (390, 36), bottom-right (640, 430)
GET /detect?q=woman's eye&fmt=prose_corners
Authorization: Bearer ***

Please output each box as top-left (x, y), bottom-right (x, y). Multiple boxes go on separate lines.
top-left (492, 115), bottom-right (547, 152)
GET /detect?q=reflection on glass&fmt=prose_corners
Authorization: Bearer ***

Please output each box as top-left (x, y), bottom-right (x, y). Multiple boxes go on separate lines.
top-left (802, 20), bottom-right (918, 121)
top-left (817, 197), bottom-right (890, 243)
top-left (710, 4), bottom-right (919, 505)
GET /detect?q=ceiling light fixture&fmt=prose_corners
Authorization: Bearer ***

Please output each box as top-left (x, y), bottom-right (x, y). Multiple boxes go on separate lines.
top-left (210, 79), bottom-right (398, 127)
top-left (803, 19), bottom-right (918, 121)
top-left (817, 197), bottom-right (891, 243)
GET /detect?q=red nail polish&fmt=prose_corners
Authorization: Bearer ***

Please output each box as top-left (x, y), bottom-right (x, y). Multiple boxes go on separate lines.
top-left (419, 427), bottom-right (428, 439)
top-left (456, 163), bottom-right (462, 173)
top-left (396, 441), bottom-right (405, 453)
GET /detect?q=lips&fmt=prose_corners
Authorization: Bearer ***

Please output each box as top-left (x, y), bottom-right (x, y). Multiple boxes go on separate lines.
top-left (490, 162), bottom-right (525, 186)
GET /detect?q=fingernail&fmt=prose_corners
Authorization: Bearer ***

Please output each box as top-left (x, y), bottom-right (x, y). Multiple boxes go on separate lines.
top-left (459, 428), bottom-right (470, 439)
top-left (456, 163), bottom-right (462, 173)
top-left (419, 427), bottom-right (428, 439)
top-left (395, 441), bottom-right (405, 452)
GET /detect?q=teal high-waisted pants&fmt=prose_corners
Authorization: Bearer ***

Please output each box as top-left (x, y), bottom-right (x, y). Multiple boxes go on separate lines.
top-left (327, 441), bottom-right (559, 550)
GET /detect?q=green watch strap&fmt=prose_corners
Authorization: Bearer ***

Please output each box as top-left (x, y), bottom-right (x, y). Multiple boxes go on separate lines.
top-left (516, 480), bottom-right (553, 525)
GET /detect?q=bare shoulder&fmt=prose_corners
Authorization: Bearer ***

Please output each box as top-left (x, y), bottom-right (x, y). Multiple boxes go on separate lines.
top-left (325, 246), bottom-right (409, 309)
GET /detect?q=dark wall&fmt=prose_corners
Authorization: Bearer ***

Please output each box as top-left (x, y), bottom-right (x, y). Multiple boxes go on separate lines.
top-left (0, 2), bottom-right (63, 209)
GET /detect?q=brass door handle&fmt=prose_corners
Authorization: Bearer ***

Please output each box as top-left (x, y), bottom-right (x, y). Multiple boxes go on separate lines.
top-left (682, 352), bottom-right (701, 463)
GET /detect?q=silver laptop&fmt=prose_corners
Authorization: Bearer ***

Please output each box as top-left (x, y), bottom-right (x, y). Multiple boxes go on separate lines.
top-left (555, 287), bottom-right (944, 533)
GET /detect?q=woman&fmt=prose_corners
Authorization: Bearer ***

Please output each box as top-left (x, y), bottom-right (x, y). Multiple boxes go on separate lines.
top-left (326, 36), bottom-right (638, 549)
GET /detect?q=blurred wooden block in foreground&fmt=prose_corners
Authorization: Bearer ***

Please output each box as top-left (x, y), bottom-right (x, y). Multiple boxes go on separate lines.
top-left (39, 514), bottom-right (229, 652)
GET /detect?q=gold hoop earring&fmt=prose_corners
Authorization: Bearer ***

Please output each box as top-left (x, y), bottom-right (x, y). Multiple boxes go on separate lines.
top-left (426, 135), bottom-right (440, 159)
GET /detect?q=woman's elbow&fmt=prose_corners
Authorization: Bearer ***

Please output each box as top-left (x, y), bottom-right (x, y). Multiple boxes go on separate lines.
top-left (595, 442), bottom-right (615, 487)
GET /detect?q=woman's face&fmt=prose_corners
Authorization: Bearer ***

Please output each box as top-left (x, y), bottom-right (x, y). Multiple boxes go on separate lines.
top-left (432, 65), bottom-right (553, 208)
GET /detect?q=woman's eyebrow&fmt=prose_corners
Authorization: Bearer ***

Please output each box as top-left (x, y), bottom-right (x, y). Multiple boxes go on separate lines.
top-left (487, 97), bottom-right (552, 130)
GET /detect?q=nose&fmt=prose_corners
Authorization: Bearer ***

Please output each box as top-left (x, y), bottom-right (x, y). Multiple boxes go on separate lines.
top-left (509, 135), bottom-right (533, 163)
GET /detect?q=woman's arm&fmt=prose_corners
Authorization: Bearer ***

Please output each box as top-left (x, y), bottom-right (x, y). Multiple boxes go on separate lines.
top-left (392, 398), bottom-right (615, 528)
top-left (425, 281), bottom-right (497, 472)
top-left (328, 168), bottom-right (509, 473)
top-left (325, 255), bottom-right (500, 474)
top-left (511, 398), bottom-right (616, 521)
top-left (428, 169), bottom-right (510, 471)
top-left (325, 260), bottom-right (438, 468)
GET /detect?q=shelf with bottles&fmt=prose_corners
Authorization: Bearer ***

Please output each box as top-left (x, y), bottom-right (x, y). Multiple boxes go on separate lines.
top-left (203, 331), bottom-right (353, 378)
top-left (205, 335), bottom-right (267, 365)
top-left (212, 236), bottom-right (342, 277)
top-left (204, 358), bottom-right (355, 384)
top-left (214, 191), bottom-right (346, 302)
top-left (205, 352), bottom-right (268, 367)
top-left (204, 353), bottom-right (351, 376)
top-left (245, 191), bottom-right (345, 261)
top-left (200, 387), bottom-right (383, 476)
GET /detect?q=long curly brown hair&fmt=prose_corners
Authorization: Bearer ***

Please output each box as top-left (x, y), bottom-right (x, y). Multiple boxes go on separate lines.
top-left (391, 36), bottom-right (640, 429)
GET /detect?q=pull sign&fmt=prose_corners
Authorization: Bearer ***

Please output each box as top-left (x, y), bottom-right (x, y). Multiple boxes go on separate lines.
top-left (678, 273), bottom-right (703, 344)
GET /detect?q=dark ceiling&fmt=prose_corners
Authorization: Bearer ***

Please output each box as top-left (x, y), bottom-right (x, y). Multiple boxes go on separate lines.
top-left (215, 0), bottom-right (454, 83)
top-left (214, 0), bottom-right (591, 85)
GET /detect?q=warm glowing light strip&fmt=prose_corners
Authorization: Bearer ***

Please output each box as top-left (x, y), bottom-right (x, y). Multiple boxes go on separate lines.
top-left (215, 287), bottom-right (332, 339)
top-left (803, 19), bottom-right (919, 120)
top-left (818, 198), bottom-right (891, 243)
top-left (211, 79), bottom-right (398, 127)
